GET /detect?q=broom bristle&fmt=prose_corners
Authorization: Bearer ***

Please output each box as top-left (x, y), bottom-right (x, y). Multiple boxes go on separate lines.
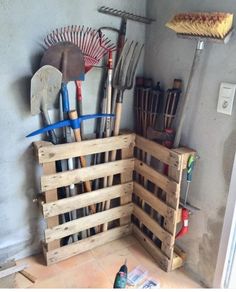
top-left (166, 12), bottom-right (233, 39)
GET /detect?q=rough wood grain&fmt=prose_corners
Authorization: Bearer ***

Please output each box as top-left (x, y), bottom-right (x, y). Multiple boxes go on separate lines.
top-left (41, 158), bottom-right (135, 192)
top-left (45, 203), bottom-right (133, 243)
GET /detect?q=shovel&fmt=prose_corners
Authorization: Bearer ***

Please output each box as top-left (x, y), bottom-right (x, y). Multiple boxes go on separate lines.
top-left (31, 65), bottom-right (62, 144)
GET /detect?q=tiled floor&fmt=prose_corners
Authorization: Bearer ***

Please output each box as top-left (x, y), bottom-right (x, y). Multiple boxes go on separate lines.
top-left (15, 236), bottom-right (202, 288)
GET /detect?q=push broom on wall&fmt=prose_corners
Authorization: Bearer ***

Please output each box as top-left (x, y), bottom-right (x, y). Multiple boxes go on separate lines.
top-left (165, 12), bottom-right (234, 238)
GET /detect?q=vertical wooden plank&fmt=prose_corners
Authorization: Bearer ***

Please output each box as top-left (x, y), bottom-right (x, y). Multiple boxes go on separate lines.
top-left (120, 147), bottom-right (134, 226)
top-left (43, 162), bottom-right (61, 250)
top-left (161, 155), bottom-right (184, 264)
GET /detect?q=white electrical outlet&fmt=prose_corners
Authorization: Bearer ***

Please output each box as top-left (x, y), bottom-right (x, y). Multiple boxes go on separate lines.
top-left (217, 82), bottom-right (236, 115)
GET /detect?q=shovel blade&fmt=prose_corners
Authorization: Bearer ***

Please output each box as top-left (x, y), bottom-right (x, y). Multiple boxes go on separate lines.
top-left (40, 41), bottom-right (85, 82)
top-left (31, 65), bottom-right (62, 115)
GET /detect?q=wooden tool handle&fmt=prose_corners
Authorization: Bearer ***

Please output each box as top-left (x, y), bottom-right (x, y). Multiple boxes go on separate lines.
top-left (68, 110), bottom-right (95, 214)
top-left (113, 102), bottom-right (122, 136)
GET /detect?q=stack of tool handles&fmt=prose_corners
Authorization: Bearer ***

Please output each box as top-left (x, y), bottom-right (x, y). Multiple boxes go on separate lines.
top-left (133, 77), bottom-right (183, 243)
top-left (29, 22), bottom-right (144, 245)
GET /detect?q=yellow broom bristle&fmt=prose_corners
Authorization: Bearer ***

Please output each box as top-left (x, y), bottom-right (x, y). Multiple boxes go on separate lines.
top-left (166, 12), bottom-right (233, 39)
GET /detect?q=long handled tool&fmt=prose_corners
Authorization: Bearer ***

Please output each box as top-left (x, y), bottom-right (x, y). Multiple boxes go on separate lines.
top-left (164, 12), bottom-right (234, 238)
top-left (102, 41), bottom-right (144, 231)
top-left (27, 112), bottom-right (115, 238)
top-left (98, 6), bottom-right (154, 66)
top-left (40, 41), bottom-right (97, 237)
top-left (165, 12), bottom-right (234, 148)
top-left (30, 65), bottom-right (74, 243)
top-left (31, 65), bottom-right (62, 144)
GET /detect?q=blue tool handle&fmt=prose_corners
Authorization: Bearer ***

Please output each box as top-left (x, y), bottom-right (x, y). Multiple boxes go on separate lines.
top-left (61, 83), bottom-right (70, 113)
top-left (26, 120), bottom-right (71, 137)
top-left (26, 114), bottom-right (115, 138)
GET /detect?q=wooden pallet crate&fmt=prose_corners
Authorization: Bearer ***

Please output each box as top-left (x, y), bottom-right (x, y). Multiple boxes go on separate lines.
top-left (33, 133), bottom-right (195, 271)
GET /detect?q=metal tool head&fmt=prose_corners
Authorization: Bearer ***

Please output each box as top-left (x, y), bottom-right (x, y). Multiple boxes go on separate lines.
top-left (179, 201), bottom-right (201, 213)
top-left (40, 41), bottom-right (85, 83)
top-left (112, 40), bottom-right (144, 91)
top-left (98, 6), bottom-right (155, 24)
top-left (31, 65), bottom-right (62, 115)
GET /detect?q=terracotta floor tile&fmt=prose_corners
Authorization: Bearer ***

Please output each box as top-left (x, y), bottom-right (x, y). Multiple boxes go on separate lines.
top-left (91, 236), bottom-right (137, 259)
top-left (62, 259), bottom-right (112, 288)
top-left (15, 236), bottom-right (202, 289)
top-left (17, 254), bottom-right (61, 281)
top-left (127, 241), bottom-right (159, 272)
top-left (32, 274), bottom-right (66, 288)
top-left (55, 250), bottom-right (94, 270)
top-left (96, 247), bottom-right (140, 283)
top-left (15, 273), bottom-right (33, 289)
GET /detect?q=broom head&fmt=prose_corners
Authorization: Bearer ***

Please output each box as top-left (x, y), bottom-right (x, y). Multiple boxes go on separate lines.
top-left (166, 12), bottom-right (233, 39)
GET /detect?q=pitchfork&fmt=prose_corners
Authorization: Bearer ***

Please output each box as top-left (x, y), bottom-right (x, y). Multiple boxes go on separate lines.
top-left (102, 40), bottom-right (144, 231)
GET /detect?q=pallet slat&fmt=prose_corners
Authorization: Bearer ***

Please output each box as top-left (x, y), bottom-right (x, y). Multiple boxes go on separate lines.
top-left (41, 158), bottom-right (135, 192)
top-left (32, 133), bottom-right (194, 271)
top-left (134, 159), bottom-right (179, 197)
top-left (45, 203), bottom-right (133, 243)
top-left (132, 225), bottom-right (171, 272)
top-left (133, 182), bottom-right (177, 229)
top-left (135, 135), bottom-right (181, 169)
top-left (43, 182), bottom-right (133, 218)
top-left (133, 205), bottom-right (174, 256)
top-left (34, 133), bottom-right (135, 163)
top-left (45, 225), bottom-right (132, 265)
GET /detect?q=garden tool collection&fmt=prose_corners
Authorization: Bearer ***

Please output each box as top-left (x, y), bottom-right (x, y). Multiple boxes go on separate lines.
top-left (98, 6), bottom-right (154, 66)
top-left (146, 79), bottom-right (182, 146)
top-left (44, 26), bottom-right (116, 138)
top-left (134, 77), bottom-right (164, 137)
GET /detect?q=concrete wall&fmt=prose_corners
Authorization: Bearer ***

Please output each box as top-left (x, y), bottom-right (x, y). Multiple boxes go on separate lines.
top-left (0, 0), bottom-right (146, 261)
top-left (145, 0), bottom-right (236, 287)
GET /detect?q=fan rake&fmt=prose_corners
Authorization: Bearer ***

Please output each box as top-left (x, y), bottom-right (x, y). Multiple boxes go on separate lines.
top-left (44, 25), bottom-right (116, 72)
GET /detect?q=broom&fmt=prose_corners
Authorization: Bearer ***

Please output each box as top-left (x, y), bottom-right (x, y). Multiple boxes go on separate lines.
top-left (165, 12), bottom-right (233, 239)
top-left (165, 12), bottom-right (233, 148)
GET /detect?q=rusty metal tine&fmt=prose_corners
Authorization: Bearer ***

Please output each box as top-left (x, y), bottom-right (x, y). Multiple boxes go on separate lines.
top-left (112, 40), bottom-right (128, 88)
top-left (126, 43), bottom-right (144, 89)
top-left (125, 42), bottom-right (138, 86)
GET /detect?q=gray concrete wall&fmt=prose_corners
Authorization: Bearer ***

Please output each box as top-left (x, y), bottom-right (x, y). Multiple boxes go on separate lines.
top-left (0, 0), bottom-right (146, 261)
top-left (145, 0), bottom-right (236, 287)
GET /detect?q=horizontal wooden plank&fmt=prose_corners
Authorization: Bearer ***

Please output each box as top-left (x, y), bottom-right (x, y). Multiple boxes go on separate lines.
top-left (134, 159), bottom-right (180, 197)
top-left (135, 135), bottom-right (181, 169)
top-left (0, 264), bottom-right (29, 279)
top-left (171, 252), bottom-right (185, 271)
top-left (133, 182), bottom-right (177, 228)
top-left (172, 147), bottom-right (196, 169)
top-left (43, 182), bottom-right (133, 218)
top-left (132, 225), bottom-right (171, 272)
top-left (35, 133), bottom-right (135, 163)
top-left (45, 203), bottom-right (133, 243)
top-left (41, 158), bottom-right (135, 192)
top-left (133, 205), bottom-right (174, 254)
top-left (44, 225), bottom-right (132, 265)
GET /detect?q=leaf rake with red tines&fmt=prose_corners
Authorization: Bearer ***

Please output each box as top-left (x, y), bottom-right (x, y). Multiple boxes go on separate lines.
top-left (44, 25), bottom-right (116, 72)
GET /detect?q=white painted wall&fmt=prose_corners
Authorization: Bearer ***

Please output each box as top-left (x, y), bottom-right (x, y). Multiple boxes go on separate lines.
top-left (0, 0), bottom-right (146, 261)
top-left (145, 0), bottom-right (236, 287)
